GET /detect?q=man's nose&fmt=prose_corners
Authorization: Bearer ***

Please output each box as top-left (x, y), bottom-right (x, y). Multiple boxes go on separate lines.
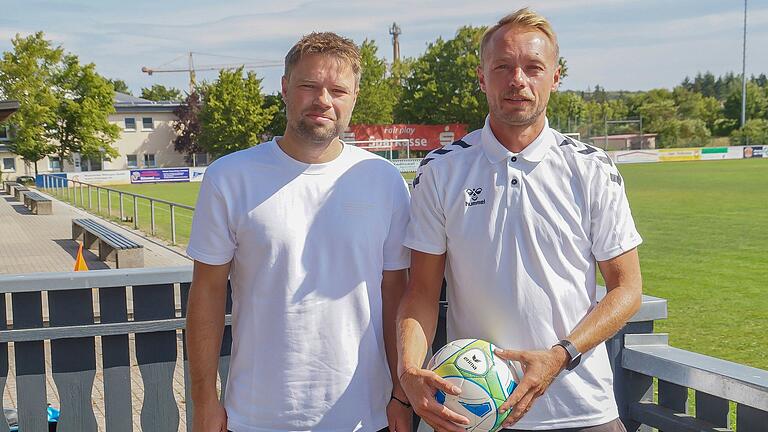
top-left (314, 87), bottom-right (332, 108)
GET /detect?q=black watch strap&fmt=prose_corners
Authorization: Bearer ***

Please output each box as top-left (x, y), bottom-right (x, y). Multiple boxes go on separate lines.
top-left (554, 339), bottom-right (582, 370)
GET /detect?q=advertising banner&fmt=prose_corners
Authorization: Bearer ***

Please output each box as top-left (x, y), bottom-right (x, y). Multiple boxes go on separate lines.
top-left (700, 147), bottom-right (729, 160)
top-left (742, 146), bottom-right (765, 158)
top-left (391, 158), bottom-right (422, 173)
top-left (727, 146), bottom-right (745, 159)
top-left (343, 124), bottom-right (468, 152)
top-left (611, 150), bottom-right (660, 164)
top-left (68, 170), bottom-right (131, 185)
top-left (658, 148), bottom-right (701, 162)
top-left (130, 168), bottom-right (190, 184)
top-left (189, 167), bottom-right (207, 182)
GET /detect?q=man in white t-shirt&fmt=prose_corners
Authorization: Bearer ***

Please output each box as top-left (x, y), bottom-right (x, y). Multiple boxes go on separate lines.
top-left (186, 32), bottom-right (413, 432)
top-left (396, 8), bottom-right (642, 432)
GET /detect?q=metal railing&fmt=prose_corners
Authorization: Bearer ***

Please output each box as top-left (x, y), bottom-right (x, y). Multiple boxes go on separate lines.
top-left (39, 174), bottom-right (195, 245)
top-left (0, 267), bottom-right (765, 432)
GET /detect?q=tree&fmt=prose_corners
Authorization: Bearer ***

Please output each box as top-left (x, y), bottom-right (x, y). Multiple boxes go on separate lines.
top-left (547, 91), bottom-right (584, 132)
top-left (350, 40), bottom-right (399, 125)
top-left (49, 53), bottom-right (121, 165)
top-left (0, 32), bottom-right (60, 174)
top-left (558, 57), bottom-right (568, 83)
top-left (395, 26), bottom-right (488, 129)
top-left (173, 91), bottom-right (203, 160)
top-left (730, 119), bottom-right (768, 145)
top-left (141, 84), bottom-right (183, 102)
top-left (198, 67), bottom-right (278, 157)
top-left (723, 81), bottom-right (767, 124)
top-left (261, 92), bottom-right (286, 139)
top-left (107, 78), bottom-right (131, 95)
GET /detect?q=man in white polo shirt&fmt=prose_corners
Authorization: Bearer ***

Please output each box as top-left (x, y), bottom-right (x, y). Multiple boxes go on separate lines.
top-left (186, 32), bottom-right (413, 432)
top-left (397, 8), bottom-right (642, 432)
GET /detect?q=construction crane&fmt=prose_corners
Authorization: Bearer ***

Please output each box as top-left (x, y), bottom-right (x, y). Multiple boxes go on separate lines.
top-left (141, 52), bottom-right (282, 93)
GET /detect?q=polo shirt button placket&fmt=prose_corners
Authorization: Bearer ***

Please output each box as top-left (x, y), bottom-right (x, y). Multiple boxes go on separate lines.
top-left (507, 156), bottom-right (521, 207)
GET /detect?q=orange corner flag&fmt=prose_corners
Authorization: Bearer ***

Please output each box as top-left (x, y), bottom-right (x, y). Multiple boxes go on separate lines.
top-left (74, 243), bottom-right (89, 272)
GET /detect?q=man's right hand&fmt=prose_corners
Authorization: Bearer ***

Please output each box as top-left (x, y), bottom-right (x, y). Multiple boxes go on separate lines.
top-left (399, 366), bottom-right (469, 432)
top-left (192, 400), bottom-right (227, 432)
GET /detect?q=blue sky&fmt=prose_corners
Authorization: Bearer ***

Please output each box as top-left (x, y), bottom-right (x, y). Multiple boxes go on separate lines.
top-left (2, 0), bottom-right (767, 96)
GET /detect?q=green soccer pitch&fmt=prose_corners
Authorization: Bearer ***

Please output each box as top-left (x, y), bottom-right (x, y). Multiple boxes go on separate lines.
top-left (85, 158), bottom-right (767, 369)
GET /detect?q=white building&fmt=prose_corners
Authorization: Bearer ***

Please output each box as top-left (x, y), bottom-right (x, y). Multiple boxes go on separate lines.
top-left (1, 93), bottom-right (206, 179)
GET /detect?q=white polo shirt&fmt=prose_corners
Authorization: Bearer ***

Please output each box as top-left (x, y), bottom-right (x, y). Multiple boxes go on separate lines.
top-left (405, 117), bottom-right (642, 430)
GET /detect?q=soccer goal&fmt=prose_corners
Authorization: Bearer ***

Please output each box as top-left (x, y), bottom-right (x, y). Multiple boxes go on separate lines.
top-left (345, 139), bottom-right (412, 160)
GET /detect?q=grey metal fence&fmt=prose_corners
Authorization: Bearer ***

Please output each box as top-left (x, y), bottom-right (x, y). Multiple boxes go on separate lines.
top-left (0, 267), bottom-right (765, 431)
top-left (38, 174), bottom-right (195, 245)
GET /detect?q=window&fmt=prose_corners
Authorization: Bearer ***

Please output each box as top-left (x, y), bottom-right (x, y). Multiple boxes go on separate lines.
top-left (49, 156), bottom-right (61, 171)
top-left (2, 157), bottom-right (15, 172)
top-left (0, 125), bottom-right (9, 141)
top-left (124, 118), bottom-right (136, 131)
top-left (192, 152), bottom-right (208, 166)
top-left (142, 117), bottom-right (154, 130)
top-left (126, 154), bottom-right (138, 168)
top-left (143, 153), bottom-right (156, 167)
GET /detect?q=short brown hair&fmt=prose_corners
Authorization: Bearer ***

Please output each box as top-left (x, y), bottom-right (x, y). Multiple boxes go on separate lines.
top-left (284, 32), bottom-right (361, 85)
top-left (480, 8), bottom-right (559, 63)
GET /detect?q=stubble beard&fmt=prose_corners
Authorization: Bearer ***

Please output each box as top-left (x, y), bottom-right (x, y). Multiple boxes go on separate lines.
top-left (291, 115), bottom-right (348, 147)
top-left (492, 97), bottom-right (548, 127)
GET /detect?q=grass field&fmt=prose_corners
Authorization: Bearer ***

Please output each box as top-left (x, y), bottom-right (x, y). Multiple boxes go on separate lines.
top-left (47, 158), bottom-right (768, 370)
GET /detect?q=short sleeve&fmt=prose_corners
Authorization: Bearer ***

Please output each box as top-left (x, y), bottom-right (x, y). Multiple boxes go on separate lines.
top-left (404, 164), bottom-right (447, 255)
top-left (382, 176), bottom-right (411, 271)
top-left (186, 171), bottom-right (236, 265)
top-left (590, 167), bottom-right (643, 262)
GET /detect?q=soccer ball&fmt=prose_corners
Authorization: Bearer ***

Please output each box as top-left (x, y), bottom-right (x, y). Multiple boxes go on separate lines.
top-left (428, 339), bottom-right (520, 432)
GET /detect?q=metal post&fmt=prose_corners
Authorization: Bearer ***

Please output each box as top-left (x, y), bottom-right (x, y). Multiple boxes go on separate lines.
top-left (119, 192), bottom-right (125, 221)
top-left (107, 190), bottom-right (112, 217)
top-left (79, 183), bottom-right (84, 207)
top-left (741, 0), bottom-right (748, 132)
top-left (150, 199), bottom-right (156, 235)
top-left (171, 204), bottom-right (177, 245)
top-left (88, 185), bottom-right (92, 209)
top-left (133, 196), bottom-right (139, 229)
top-left (97, 187), bottom-right (101, 214)
top-left (604, 115), bottom-right (608, 150)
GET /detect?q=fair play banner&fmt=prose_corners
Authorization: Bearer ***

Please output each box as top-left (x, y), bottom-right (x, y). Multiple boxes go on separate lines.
top-left (343, 124), bottom-right (468, 151)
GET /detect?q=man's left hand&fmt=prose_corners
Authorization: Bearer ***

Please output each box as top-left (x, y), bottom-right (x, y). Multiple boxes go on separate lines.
top-left (386, 395), bottom-right (413, 432)
top-left (493, 347), bottom-right (569, 428)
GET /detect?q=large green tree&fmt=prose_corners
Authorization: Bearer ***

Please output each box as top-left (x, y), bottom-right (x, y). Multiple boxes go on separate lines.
top-left (261, 92), bottom-right (286, 139)
top-left (351, 40), bottom-right (399, 125)
top-left (172, 91), bottom-right (203, 160)
top-left (395, 26), bottom-right (487, 129)
top-left (0, 32), bottom-right (60, 174)
top-left (198, 67), bottom-right (277, 157)
top-left (107, 78), bottom-right (131, 95)
top-left (49, 53), bottom-right (120, 165)
top-left (141, 84), bottom-right (183, 102)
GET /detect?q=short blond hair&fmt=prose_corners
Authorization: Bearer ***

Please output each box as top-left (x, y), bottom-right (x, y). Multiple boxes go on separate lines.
top-left (480, 8), bottom-right (559, 63)
top-left (284, 32), bottom-right (361, 85)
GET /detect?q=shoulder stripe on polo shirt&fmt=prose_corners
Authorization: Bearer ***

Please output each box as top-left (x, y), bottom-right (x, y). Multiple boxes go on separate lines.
top-left (610, 173), bottom-right (622, 186)
top-left (559, 137), bottom-right (576, 147)
top-left (412, 139), bottom-right (470, 188)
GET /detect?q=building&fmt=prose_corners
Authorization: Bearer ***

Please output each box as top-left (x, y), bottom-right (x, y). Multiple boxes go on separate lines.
top-left (588, 133), bottom-right (657, 151)
top-left (0, 93), bottom-right (206, 179)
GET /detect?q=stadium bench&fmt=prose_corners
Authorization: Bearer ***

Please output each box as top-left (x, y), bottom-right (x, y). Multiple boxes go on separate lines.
top-left (23, 192), bottom-right (52, 215)
top-left (71, 218), bottom-right (144, 268)
top-left (12, 184), bottom-right (29, 201)
top-left (4, 181), bottom-right (19, 195)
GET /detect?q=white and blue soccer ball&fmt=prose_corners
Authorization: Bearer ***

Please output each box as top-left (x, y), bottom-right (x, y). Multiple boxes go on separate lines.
top-left (428, 339), bottom-right (521, 432)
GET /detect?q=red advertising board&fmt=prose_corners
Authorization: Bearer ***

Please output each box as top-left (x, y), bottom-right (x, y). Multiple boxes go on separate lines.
top-left (342, 124), bottom-right (468, 151)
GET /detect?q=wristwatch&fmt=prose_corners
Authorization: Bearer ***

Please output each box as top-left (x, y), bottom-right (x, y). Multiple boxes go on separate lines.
top-left (554, 339), bottom-right (582, 371)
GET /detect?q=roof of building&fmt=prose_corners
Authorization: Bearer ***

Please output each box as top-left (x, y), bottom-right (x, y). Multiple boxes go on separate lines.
top-left (113, 92), bottom-right (181, 113)
top-left (0, 100), bottom-right (20, 123)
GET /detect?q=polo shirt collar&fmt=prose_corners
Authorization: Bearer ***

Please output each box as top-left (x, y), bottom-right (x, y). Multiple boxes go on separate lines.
top-left (481, 116), bottom-right (555, 164)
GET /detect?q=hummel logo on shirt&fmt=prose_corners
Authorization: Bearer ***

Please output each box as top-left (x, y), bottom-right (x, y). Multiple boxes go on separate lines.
top-left (465, 188), bottom-right (486, 207)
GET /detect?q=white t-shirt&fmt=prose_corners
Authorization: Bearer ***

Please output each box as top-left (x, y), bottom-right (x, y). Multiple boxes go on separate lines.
top-left (187, 138), bottom-right (411, 432)
top-left (405, 117), bottom-right (642, 430)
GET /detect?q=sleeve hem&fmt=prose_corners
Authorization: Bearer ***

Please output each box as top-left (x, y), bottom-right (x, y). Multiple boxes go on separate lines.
top-left (403, 239), bottom-right (446, 256)
top-left (593, 237), bottom-right (643, 262)
top-left (186, 246), bottom-right (234, 266)
top-left (383, 260), bottom-right (410, 271)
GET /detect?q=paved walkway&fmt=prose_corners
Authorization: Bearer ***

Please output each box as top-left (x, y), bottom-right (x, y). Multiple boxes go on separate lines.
top-left (0, 187), bottom-right (190, 274)
top-left (0, 186), bottom-right (196, 430)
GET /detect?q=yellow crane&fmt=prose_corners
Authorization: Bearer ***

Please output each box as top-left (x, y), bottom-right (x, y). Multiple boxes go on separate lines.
top-left (141, 52), bottom-right (282, 93)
